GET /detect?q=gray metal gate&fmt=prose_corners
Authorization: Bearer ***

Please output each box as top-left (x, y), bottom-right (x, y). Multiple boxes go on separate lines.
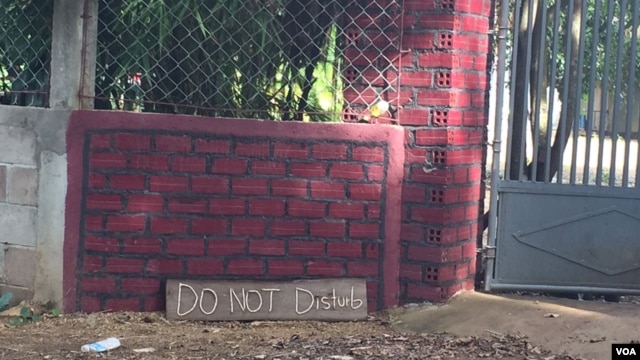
top-left (486, 0), bottom-right (640, 295)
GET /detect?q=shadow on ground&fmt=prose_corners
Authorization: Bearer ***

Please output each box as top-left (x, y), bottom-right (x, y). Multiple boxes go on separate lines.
top-left (393, 291), bottom-right (640, 360)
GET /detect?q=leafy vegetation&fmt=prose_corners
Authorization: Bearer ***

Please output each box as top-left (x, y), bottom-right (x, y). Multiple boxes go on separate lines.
top-left (1, 0), bottom-right (347, 121)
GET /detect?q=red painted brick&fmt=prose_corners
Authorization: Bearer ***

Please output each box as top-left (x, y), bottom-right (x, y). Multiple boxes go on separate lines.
top-left (306, 260), bottom-right (344, 276)
top-left (235, 142), bottom-right (270, 157)
top-left (130, 154), bottom-right (169, 171)
top-left (401, 224), bottom-right (423, 242)
top-left (167, 238), bottom-right (205, 255)
top-left (416, 90), bottom-right (452, 106)
top-left (328, 242), bottom-right (362, 258)
top-left (168, 198), bottom-right (207, 214)
top-left (208, 239), bottom-right (246, 256)
top-left (187, 259), bottom-right (224, 275)
top-left (462, 241), bottom-right (477, 259)
top-left (90, 134), bottom-right (111, 149)
top-left (290, 162), bottom-right (327, 178)
top-left (349, 183), bottom-right (382, 201)
top-left (352, 147), bottom-right (384, 162)
top-left (232, 178), bottom-right (269, 195)
top-left (127, 194), bottom-right (164, 213)
top-left (288, 240), bottom-right (324, 256)
top-left (268, 259), bottom-right (304, 276)
top-left (90, 153), bottom-right (127, 169)
top-left (195, 139), bottom-right (230, 154)
top-left (271, 220), bottom-right (306, 236)
top-left (347, 262), bottom-right (379, 277)
top-left (82, 277), bottom-right (116, 293)
top-left (115, 133), bottom-right (151, 151)
top-left (272, 179), bottom-right (308, 197)
top-left (399, 108), bottom-right (429, 126)
top-left (310, 221), bottom-right (345, 238)
top-left (146, 258), bottom-right (183, 274)
top-left (171, 156), bottom-right (206, 173)
top-left (105, 297), bottom-right (140, 312)
top-left (274, 143), bottom-right (308, 159)
top-left (191, 176), bottom-right (229, 194)
top-left (365, 243), bottom-right (380, 259)
top-left (110, 174), bottom-right (146, 190)
top-left (408, 245), bottom-right (462, 263)
top-left (227, 259), bottom-right (264, 275)
top-left (310, 181), bottom-right (345, 199)
top-left (404, 0), bottom-right (437, 11)
top-left (149, 176), bottom-right (188, 192)
top-left (249, 240), bottom-right (285, 256)
top-left (82, 256), bottom-right (104, 272)
top-left (232, 219), bottom-right (266, 236)
top-left (212, 159), bottom-right (248, 175)
top-left (251, 161), bottom-right (287, 175)
top-left (191, 218), bottom-right (227, 235)
top-left (329, 203), bottom-right (365, 219)
top-left (411, 168), bottom-right (455, 185)
top-left (84, 235), bottom-right (120, 253)
top-left (89, 173), bottom-right (107, 189)
top-left (366, 165), bottom-right (384, 181)
top-left (86, 193), bottom-right (122, 211)
top-left (150, 217), bottom-right (187, 234)
top-left (155, 135), bottom-right (192, 152)
top-left (288, 200), bottom-right (326, 218)
top-left (121, 278), bottom-right (161, 294)
top-left (402, 33), bottom-right (436, 50)
top-left (330, 163), bottom-right (364, 180)
top-left (402, 185), bottom-right (426, 203)
top-left (406, 284), bottom-right (444, 302)
top-left (350, 223), bottom-right (380, 239)
top-left (367, 204), bottom-right (381, 219)
top-left (399, 71), bottom-right (434, 87)
top-left (209, 198), bottom-right (245, 215)
top-left (400, 264), bottom-right (423, 281)
top-left (249, 199), bottom-right (285, 216)
top-left (123, 238), bottom-right (162, 254)
top-left (106, 258), bottom-right (143, 273)
top-left (106, 215), bottom-right (146, 232)
top-left (81, 296), bottom-right (101, 313)
top-left (144, 296), bottom-right (165, 312)
top-left (313, 144), bottom-right (347, 160)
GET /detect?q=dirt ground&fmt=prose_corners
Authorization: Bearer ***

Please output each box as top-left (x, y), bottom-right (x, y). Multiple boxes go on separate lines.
top-left (0, 293), bottom-right (611, 360)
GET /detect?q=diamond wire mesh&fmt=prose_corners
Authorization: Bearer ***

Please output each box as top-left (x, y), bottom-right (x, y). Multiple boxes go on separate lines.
top-left (0, 0), bottom-right (53, 107)
top-left (92, 0), bottom-right (403, 122)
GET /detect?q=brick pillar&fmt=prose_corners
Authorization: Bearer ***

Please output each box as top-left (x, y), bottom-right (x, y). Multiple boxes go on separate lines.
top-left (395, 0), bottom-right (491, 303)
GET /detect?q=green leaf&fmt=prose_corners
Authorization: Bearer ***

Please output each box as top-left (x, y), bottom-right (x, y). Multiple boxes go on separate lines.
top-left (31, 314), bottom-right (42, 322)
top-left (50, 308), bottom-right (60, 317)
top-left (19, 306), bottom-right (31, 319)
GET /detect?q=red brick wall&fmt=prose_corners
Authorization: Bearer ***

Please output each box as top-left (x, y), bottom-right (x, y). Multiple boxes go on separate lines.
top-left (64, 111), bottom-right (404, 313)
top-left (396, 0), bottom-right (492, 302)
top-left (341, 0), bottom-right (492, 302)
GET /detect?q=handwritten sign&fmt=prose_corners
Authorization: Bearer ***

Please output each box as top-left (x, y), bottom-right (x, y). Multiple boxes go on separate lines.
top-left (165, 278), bottom-right (368, 321)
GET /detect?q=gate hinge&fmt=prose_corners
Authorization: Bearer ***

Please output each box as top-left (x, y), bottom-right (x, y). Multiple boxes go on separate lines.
top-left (479, 246), bottom-right (496, 259)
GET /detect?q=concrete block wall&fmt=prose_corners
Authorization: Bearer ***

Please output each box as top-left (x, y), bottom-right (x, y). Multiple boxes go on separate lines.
top-left (0, 105), bottom-right (69, 307)
top-left (64, 111), bottom-right (404, 313)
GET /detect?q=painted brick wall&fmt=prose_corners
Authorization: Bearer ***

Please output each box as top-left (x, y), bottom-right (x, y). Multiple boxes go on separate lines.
top-left (342, 0), bottom-right (493, 303)
top-left (65, 111), bottom-right (404, 313)
top-left (397, 0), bottom-right (491, 302)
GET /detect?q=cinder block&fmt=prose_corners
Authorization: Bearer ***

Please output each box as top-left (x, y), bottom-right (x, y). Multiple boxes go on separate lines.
top-left (3, 246), bottom-right (36, 288)
top-left (0, 126), bottom-right (37, 165)
top-left (7, 167), bottom-right (38, 206)
top-left (0, 204), bottom-right (37, 246)
top-left (0, 165), bottom-right (6, 202)
top-left (0, 284), bottom-right (33, 308)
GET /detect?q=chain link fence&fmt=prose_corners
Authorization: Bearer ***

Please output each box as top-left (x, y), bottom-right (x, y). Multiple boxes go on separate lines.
top-left (91, 0), bottom-right (403, 122)
top-left (0, 0), bottom-right (53, 107)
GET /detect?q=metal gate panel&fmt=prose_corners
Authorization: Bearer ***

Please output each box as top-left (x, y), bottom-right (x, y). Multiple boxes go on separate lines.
top-left (492, 183), bottom-right (640, 294)
top-left (486, 0), bottom-right (640, 295)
